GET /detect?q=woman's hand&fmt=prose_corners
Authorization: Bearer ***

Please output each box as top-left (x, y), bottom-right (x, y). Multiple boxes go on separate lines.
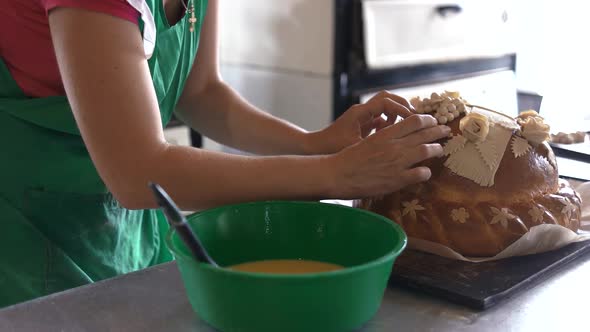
top-left (326, 114), bottom-right (450, 199)
top-left (305, 91), bottom-right (414, 155)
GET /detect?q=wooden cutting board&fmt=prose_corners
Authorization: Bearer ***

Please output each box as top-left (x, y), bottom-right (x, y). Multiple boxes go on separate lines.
top-left (389, 240), bottom-right (590, 310)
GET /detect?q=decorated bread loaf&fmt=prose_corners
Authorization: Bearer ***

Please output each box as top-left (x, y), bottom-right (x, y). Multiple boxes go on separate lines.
top-left (355, 92), bottom-right (582, 257)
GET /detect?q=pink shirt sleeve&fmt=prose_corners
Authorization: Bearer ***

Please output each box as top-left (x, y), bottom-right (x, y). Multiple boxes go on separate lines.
top-left (40, 0), bottom-right (140, 24)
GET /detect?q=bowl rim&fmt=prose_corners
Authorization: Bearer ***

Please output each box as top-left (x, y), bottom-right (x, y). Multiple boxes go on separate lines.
top-left (165, 200), bottom-right (407, 279)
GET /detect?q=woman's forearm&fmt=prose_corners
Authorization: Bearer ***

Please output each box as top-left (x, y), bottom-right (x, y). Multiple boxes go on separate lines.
top-left (118, 144), bottom-right (334, 210)
top-left (176, 81), bottom-right (318, 155)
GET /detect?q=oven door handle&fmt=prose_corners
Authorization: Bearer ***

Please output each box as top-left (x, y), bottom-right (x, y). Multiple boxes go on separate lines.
top-left (435, 4), bottom-right (463, 17)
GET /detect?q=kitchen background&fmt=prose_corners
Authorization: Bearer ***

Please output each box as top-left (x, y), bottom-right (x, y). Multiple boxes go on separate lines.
top-left (163, 0), bottom-right (589, 153)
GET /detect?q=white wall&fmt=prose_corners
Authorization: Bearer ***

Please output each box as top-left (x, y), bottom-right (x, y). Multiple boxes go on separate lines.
top-left (513, 0), bottom-right (546, 94)
top-left (491, 0), bottom-right (590, 131)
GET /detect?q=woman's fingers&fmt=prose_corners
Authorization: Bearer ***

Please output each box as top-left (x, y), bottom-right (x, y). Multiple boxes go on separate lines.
top-left (368, 90), bottom-right (413, 112)
top-left (372, 97), bottom-right (413, 119)
top-left (398, 166), bottom-right (433, 187)
top-left (345, 91), bottom-right (414, 136)
top-left (361, 117), bottom-right (389, 136)
top-left (374, 114), bottom-right (439, 140)
top-left (378, 166), bottom-right (433, 195)
top-left (396, 143), bottom-right (444, 168)
top-left (352, 97), bottom-right (413, 126)
top-left (373, 117), bottom-right (390, 132)
top-left (401, 125), bottom-right (450, 146)
top-left (330, 93), bottom-right (450, 198)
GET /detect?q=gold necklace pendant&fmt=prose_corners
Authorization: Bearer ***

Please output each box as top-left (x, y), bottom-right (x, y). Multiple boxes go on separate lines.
top-left (188, 1), bottom-right (197, 32)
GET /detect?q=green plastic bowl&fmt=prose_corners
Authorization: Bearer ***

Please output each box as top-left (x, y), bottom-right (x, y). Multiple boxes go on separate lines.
top-left (166, 201), bottom-right (407, 332)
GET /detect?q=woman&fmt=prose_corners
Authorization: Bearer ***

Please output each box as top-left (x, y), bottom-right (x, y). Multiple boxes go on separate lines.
top-left (0, 0), bottom-right (449, 307)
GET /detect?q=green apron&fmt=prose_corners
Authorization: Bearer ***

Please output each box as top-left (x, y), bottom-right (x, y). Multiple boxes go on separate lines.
top-left (0, 0), bottom-right (207, 308)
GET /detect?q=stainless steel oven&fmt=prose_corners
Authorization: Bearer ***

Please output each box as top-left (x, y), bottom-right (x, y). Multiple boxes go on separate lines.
top-left (340, 0), bottom-right (517, 116)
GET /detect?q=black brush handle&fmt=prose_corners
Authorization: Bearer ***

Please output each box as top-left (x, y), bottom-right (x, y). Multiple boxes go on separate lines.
top-left (149, 183), bottom-right (218, 267)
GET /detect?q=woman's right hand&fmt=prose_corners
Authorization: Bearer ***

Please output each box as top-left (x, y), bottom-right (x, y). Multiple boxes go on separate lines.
top-left (328, 113), bottom-right (450, 199)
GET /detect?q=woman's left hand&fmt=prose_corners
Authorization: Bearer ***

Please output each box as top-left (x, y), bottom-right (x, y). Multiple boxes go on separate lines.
top-left (305, 91), bottom-right (414, 155)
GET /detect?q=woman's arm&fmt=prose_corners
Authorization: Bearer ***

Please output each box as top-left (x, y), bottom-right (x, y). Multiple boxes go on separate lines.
top-left (175, 0), bottom-right (412, 156)
top-left (48, 7), bottom-right (448, 211)
top-left (48, 7), bottom-right (331, 210)
top-left (175, 0), bottom-right (315, 155)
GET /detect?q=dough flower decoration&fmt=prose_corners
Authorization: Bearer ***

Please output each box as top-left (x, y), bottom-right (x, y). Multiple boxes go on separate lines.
top-left (402, 199), bottom-right (426, 219)
top-left (490, 207), bottom-right (516, 229)
top-left (459, 112), bottom-right (490, 143)
top-left (528, 206), bottom-right (544, 223)
top-left (518, 111), bottom-right (550, 145)
top-left (451, 208), bottom-right (470, 224)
